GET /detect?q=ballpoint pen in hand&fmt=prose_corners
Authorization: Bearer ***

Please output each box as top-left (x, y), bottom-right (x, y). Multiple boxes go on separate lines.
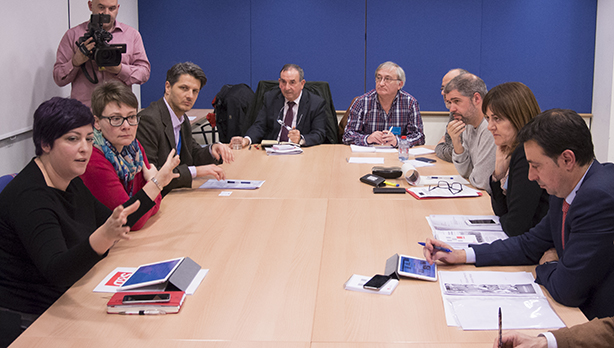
top-left (277, 119), bottom-right (292, 131)
top-left (417, 242), bottom-right (452, 253)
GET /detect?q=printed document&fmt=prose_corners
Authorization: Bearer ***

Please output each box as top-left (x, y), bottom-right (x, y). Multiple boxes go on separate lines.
top-left (439, 271), bottom-right (565, 330)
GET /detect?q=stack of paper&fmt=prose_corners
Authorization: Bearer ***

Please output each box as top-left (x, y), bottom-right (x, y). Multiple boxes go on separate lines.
top-left (426, 215), bottom-right (508, 249)
top-left (439, 271), bottom-right (565, 330)
top-left (199, 179), bottom-right (265, 190)
top-left (266, 144), bottom-right (303, 155)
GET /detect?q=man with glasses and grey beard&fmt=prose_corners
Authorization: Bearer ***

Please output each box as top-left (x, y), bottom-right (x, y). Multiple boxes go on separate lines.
top-left (342, 61), bottom-right (424, 147)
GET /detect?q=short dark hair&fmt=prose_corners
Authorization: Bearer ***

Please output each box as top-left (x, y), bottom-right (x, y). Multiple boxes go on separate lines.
top-left (517, 108), bottom-right (594, 166)
top-left (166, 62), bottom-right (207, 90)
top-left (444, 73), bottom-right (487, 99)
top-left (91, 81), bottom-right (138, 117)
top-left (280, 64), bottom-right (304, 81)
top-left (32, 97), bottom-right (94, 156)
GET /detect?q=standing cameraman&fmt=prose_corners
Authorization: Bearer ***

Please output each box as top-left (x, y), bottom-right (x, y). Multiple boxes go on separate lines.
top-left (53, 0), bottom-right (150, 107)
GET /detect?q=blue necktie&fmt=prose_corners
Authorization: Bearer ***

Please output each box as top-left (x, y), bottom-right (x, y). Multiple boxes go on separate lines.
top-left (177, 131), bottom-right (182, 157)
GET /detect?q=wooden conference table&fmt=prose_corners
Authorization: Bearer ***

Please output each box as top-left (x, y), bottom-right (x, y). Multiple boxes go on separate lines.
top-left (11, 145), bottom-right (587, 348)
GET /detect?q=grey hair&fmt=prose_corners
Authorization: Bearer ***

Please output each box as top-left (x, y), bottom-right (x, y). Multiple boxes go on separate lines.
top-left (280, 64), bottom-right (305, 81)
top-left (376, 61), bottom-right (406, 85)
top-left (443, 73), bottom-right (487, 99)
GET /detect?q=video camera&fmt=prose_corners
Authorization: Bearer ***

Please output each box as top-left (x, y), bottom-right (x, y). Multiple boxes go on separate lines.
top-left (77, 14), bottom-right (126, 67)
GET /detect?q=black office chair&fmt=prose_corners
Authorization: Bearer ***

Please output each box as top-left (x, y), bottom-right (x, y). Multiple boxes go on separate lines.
top-left (191, 111), bottom-right (217, 145)
top-left (213, 84), bottom-right (254, 143)
top-left (244, 80), bottom-right (339, 144)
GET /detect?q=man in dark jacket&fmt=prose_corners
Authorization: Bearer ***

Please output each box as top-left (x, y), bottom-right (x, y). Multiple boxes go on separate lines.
top-left (137, 62), bottom-right (233, 195)
top-left (233, 64), bottom-right (328, 147)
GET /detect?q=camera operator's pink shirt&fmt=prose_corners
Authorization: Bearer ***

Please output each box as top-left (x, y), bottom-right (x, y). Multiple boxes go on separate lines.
top-left (53, 20), bottom-right (150, 107)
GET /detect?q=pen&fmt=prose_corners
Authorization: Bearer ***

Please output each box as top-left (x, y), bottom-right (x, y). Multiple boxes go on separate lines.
top-left (417, 242), bottom-right (452, 253)
top-left (430, 176), bottom-right (454, 180)
top-left (388, 126), bottom-right (393, 133)
top-left (498, 307), bottom-right (502, 348)
top-left (383, 181), bottom-right (400, 187)
top-left (119, 310), bottom-right (167, 315)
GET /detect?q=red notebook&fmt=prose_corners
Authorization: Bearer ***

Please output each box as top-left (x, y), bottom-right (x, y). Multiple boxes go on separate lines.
top-left (107, 291), bottom-right (186, 314)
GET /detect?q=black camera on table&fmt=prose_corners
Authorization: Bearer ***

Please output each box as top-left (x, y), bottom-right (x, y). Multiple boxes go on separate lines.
top-left (76, 14), bottom-right (126, 67)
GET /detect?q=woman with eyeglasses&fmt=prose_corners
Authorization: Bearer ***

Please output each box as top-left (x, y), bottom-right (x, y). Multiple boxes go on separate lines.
top-left (81, 81), bottom-right (180, 231)
top-left (483, 82), bottom-right (549, 237)
top-left (0, 97), bottom-right (153, 340)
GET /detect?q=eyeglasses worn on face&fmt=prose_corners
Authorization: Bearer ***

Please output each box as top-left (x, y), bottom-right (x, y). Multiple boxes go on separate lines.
top-left (428, 181), bottom-right (463, 195)
top-left (375, 76), bottom-right (401, 84)
top-left (100, 115), bottom-right (141, 127)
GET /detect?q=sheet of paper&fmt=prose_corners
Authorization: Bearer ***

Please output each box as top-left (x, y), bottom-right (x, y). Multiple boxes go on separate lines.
top-left (347, 157), bottom-right (385, 164)
top-left (199, 179), bottom-right (265, 190)
top-left (438, 271), bottom-right (564, 330)
top-left (449, 297), bottom-right (565, 330)
top-left (375, 148), bottom-right (398, 153)
top-left (350, 145), bottom-right (398, 153)
top-left (403, 159), bottom-right (435, 167)
top-left (408, 147), bottom-right (435, 155)
top-left (350, 145), bottom-right (376, 153)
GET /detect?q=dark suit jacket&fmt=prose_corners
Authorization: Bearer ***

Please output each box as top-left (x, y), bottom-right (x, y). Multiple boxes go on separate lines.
top-left (245, 89), bottom-right (327, 147)
top-left (551, 316), bottom-right (614, 348)
top-left (472, 161), bottom-right (614, 319)
top-left (489, 145), bottom-right (549, 237)
top-left (137, 98), bottom-right (220, 196)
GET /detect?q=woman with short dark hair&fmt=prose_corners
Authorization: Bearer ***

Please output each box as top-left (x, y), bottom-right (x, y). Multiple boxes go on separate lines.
top-left (0, 97), bottom-right (148, 337)
top-left (81, 81), bottom-right (179, 230)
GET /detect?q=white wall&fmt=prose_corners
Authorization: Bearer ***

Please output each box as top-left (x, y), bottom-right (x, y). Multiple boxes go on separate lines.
top-left (592, 0), bottom-right (614, 162)
top-left (0, 0), bottom-right (139, 175)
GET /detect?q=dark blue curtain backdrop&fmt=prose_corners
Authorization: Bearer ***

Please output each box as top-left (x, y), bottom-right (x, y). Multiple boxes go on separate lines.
top-left (139, 0), bottom-right (596, 113)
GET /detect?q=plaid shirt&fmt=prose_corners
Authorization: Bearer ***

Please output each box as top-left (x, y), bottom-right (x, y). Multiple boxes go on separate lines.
top-left (342, 89), bottom-right (425, 147)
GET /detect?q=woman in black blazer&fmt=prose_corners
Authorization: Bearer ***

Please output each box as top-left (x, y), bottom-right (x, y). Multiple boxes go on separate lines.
top-left (483, 82), bottom-right (549, 236)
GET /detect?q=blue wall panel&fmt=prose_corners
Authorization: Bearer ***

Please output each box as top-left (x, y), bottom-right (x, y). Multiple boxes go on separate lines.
top-left (249, 0), bottom-right (364, 110)
top-left (139, 0), bottom-right (251, 109)
top-left (366, 0), bottom-right (483, 112)
top-left (139, 0), bottom-right (596, 116)
top-left (480, 1), bottom-right (596, 113)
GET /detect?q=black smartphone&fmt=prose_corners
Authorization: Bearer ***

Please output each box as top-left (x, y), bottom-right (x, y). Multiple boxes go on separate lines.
top-left (415, 157), bottom-right (436, 163)
top-left (122, 293), bottom-right (171, 304)
top-left (363, 274), bottom-right (391, 290)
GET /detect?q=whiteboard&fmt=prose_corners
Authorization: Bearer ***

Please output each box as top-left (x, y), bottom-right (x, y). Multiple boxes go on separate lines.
top-left (1, 1), bottom-right (71, 140)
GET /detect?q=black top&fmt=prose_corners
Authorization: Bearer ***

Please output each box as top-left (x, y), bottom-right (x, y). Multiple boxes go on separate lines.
top-left (489, 145), bottom-right (549, 237)
top-left (0, 159), bottom-right (152, 315)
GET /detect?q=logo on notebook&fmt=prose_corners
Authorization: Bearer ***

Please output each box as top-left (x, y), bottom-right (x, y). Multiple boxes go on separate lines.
top-left (105, 271), bottom-right (134, 287)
